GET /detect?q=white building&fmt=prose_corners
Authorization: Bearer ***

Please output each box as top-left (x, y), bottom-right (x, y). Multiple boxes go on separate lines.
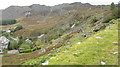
top-left (0, 36), bottom-right (9, 45)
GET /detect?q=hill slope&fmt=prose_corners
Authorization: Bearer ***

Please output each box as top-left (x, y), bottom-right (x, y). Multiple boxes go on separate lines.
top-left (22, 19), bottom-right (119, 65)
top-left (48, 20), bottom-right (118, 65)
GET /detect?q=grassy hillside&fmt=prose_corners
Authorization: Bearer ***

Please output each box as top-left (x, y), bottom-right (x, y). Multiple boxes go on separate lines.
top-left (1, 3), bottom-right (119, 65)
top-left (22, 19), bottom-right (119, 65)
top-left (48, 20), bottom-right (118, 65)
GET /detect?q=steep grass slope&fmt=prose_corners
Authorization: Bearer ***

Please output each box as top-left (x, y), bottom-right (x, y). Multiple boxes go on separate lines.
top-left (22, 19), bottom-right (119, 65)
top-left (48, 20), bottom-right (118, 65)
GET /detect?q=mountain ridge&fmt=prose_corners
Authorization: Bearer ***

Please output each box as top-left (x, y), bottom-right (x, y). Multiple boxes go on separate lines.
top-left (1, 2), bottom-right (92, 20)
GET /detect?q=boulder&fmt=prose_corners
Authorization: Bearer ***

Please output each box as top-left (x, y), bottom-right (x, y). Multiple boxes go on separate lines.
top-left (71, 24), bottom-right (75, 28)
top-left (57, 50), bottom-right (61, 52)
top-left (112, 42), bottom-right (118, 45)
top-left (77, 42), bottom-right (81, 44)
top-left (93, 29), bottom-right (99, 32)
top-left (39, 48), bottom-right (46, 54)
top-left (66, 45), bottom-right (71, 48)
top-left (37, 34), bottom-right (45, 40)
top-left (105, 27), bottom-right (110, 29)
top-left (113, 52), bottom-right (118, 55)
top-left (41, 61), bottom-right (49, 65)
top-left (95, 36), bottom-right (102, 39)
top-left (83, 34), bottom-right (86, 37)
top-left (25, 39), bottom-right (32, 43)
top-left (100, 61), bottom-right (106, 65)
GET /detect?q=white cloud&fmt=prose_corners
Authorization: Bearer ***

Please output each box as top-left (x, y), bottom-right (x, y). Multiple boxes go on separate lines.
top-left (0, 0), bottom-right (119, 9)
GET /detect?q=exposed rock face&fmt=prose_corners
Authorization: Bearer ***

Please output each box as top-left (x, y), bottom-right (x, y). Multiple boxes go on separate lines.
top-left (1, 2), bottom-right (92, 20)
top-left (2, 6), bottom-right (32, 20)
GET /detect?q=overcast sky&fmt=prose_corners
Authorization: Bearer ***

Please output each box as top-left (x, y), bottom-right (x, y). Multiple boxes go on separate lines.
top-left (0, 0), bottom-right (119, 9)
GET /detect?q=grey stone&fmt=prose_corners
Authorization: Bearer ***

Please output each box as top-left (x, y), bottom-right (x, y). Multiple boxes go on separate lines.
top-left (66, 45), bottom-right (71, 48)
top-left (93, 29), bottom-right (99, 32)
top-left (105, 27), bottom-right (110, 29)
top-left (112, 42), bottom-right (118, 44)
top-left (57, 50), bottom-right (61, 52)
top-left (113, 52), bottom-right (118, 55)
top-left (39, 48), bottom-right (46, 54)
top-left (100, 61), bottom-right (106, 65)
top-left (95, 36), bottom-right (102, 39)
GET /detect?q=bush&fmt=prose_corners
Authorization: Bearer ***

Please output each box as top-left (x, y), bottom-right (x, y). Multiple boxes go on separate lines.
top-left (102, 14), bottom-right (114, 23)
top-left (14, 25), bottom-right (23, 31)
top-left (8, 41), bottom-right (18, 50)
top-left (2, 33), bottom-right (9, 37)
top-left (20, 49), bottom-right (33, 53)
top-left (103, 9), bottom-right (120, 23)
top-left (36, 46), bottom-right (41, 50)
top-left (20, 43), bottom-right (32, 49)
top-left (32, 46), bottom-right (41, 51)
top-left (32, 47), bottom-right (37, 51)
top-left (92, 17), bottom-right (98, 23)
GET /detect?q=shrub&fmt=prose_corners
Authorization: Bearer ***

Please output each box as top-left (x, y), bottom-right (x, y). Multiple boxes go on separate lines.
top-left (32, 46), bottom-right (41, 51)
top-left (103, 9), bottom-right (120, 23)
top-left (102, 14), bottom-right (114, 23)
top-left (20, 49), bottom-right (33, 53)
top-left (8, 41), bottom-right (18, 50)
top-left (20, 43), bottom-right (32, 49)
top-left (36, 46), bottom-right (41, 50)
top-left (14, 25), bottom-right (23, 31)
top-left (32, 47), bottom-right (37, 51)
top-left (92, 17), bottom-right (98, 23)
top-left (2, 33), bottom-right (9, 37)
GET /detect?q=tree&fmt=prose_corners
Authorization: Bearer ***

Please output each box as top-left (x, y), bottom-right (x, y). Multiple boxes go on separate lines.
top-left (8, 41), bottom-right (18, 50)
top-left (14, 25), bottom-right (23, 31)
top-left (110, 2), bottom-right (116, 10)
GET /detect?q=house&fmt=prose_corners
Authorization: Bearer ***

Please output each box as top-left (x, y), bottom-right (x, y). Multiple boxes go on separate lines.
top-left (0, 45), bottom-right (8, 48)
top-left (0, 44), bottom-right (8, 54)
top-left (7, 50), bottom-right (19, 54)
top-left (0, 36), bottom-right (10, 45)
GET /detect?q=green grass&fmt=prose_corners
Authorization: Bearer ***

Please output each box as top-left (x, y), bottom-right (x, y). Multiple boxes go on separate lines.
top-left (48, 20), bottom-right (118, 65)
top-left (21, 19), bottom-right (118, 65)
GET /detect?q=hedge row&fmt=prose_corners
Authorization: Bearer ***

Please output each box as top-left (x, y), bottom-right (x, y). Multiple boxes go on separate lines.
top-left (20, 47), bottom-right (41, 53)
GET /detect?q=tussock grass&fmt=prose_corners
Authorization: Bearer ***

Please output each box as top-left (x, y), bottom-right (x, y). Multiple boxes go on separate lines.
top-left (48, 20), bottom-right (118, 65)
